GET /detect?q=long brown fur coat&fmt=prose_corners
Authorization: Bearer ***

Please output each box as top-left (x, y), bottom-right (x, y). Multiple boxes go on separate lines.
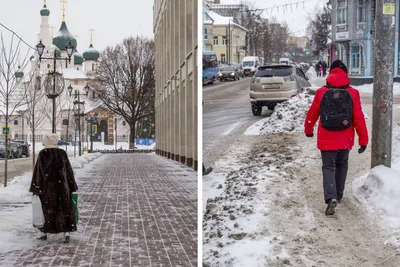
top-left (30, 148), bottom-right (78, 234)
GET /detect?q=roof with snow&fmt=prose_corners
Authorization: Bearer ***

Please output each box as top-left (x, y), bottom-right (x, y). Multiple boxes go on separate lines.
top-left (207, 11), bottom-right (248, 31)
top-left (61, 68), bottom-right (87, 80)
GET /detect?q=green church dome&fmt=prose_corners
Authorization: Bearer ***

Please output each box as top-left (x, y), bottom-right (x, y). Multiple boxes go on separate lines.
top-left (74, 51), bottom-right (84, 65)
top-left (53, 22), bottom-right (77, 51)
top-left (40, 5), bottom-right (50, 16)
top-left (83, 44), bottom-right (100, 61)
top-left (14, 67), bottom-right (24, 78)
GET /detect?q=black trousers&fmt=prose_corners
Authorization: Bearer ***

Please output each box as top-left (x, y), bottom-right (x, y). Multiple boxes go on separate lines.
top-left (321, 150), bottom-right (350, 204)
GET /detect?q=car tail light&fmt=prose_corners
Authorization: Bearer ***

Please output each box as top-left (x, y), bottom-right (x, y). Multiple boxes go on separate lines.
top-left (290, 94), bottom-right (297, 98)
top-left (250, 96), bottom-right (254, 99)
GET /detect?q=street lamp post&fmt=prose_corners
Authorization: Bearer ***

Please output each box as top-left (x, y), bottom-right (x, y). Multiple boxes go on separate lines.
top-left (68, 84), bottom-right (89, 156)
top-left (36, 40), bottom-right (74, 134)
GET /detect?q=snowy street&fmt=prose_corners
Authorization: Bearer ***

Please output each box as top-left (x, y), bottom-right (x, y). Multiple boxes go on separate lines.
top-left (0, 154), bottom-right (197, 266)
top-left (203, 73), bottom-right (400, 266)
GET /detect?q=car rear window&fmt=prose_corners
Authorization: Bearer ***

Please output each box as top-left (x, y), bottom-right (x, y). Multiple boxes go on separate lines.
top-left (222, 67), bottom-right (235, 71)
top-left (255, 66), bottom-right (293, 77)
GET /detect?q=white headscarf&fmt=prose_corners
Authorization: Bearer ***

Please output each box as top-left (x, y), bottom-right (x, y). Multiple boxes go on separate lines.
top-left (42, 133), bottom-right (59, 149)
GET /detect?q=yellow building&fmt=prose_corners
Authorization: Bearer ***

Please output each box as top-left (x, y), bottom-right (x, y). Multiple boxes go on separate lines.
top-left (208, 11), bottom-right (247, 64)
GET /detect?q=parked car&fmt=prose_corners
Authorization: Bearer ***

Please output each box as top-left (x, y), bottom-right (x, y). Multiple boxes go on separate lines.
top-left (218, 66), bottom-right (241, 81)
top-left (13, 140), bottom-right (30, 157)
top-left (250, 64), bottom-right (311, 116)
top-left (0, 141), bottom-right (12, 158)
top-left (9, 142), bottom-right (22, 158)
top-left (58, 140), bottom-right (70, 146)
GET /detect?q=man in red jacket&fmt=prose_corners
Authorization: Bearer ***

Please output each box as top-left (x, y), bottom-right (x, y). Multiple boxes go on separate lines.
top-left (304, 60), bottom-right (368, 216)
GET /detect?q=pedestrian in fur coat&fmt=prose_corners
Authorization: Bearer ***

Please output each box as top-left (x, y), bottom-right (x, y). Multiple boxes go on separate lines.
top-left (30, 133), bottom-right (78, 243)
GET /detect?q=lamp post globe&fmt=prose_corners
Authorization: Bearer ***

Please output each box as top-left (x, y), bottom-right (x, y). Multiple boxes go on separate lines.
top-left (66, 42), bottom-right (74, 59)
top-left (44, 72), bottom-right (64, 98)
top-left (36, 40), bottom-right (45, 59)
top-left (68, 84), bottom-right (73, 96)
top-left (84, 84), bottom-right (90, 95)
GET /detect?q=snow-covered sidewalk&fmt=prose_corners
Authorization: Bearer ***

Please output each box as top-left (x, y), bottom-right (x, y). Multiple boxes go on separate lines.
top-left (0, 153), bottom-right (197, 267)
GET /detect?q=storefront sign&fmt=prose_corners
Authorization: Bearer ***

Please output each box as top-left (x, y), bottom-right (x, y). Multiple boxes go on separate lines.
top-left (336, 32), bottom-right (349, 40)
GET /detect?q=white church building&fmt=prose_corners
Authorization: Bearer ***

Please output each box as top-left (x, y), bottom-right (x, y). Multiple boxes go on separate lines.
top-left (4, 1), bottom-right (131, 147)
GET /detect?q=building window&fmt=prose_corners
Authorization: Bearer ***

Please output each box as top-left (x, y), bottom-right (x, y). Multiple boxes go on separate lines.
top-left (213, 36), bottom-right (218, 45)
top-left (62, 119), bottom-right (69, 126)
top-left (351, 44), bottom-right (361, 73)
top-left (337, 44), bottom-right (347, 66)
top-left (14, 120), bottom-right (18, 125)
top-left (122, 121), bottom-right (126, 126)
top-left (77, 67), bottom-right (79, 71)
top-left (222, 36), bottom-right (227, 45)
top-left (204, 28), bottom-right (208, 40)
top-left (47, 64), bottom-right (51, 69)
top-left (337, 0), bottom-right (347, 25)
top-left (357, 0), bottom-right (365, 23)
top-left (92, 63), bottom-right (95, 71)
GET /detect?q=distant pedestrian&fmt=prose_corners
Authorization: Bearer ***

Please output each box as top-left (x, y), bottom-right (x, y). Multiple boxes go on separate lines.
top-left (322, 61), bottom-right (327, 77)
top-left (304, 60), bottom-right (368, 216)
top-left (30, 133), bottom-right (78, 243)
top-left (319, 64), bottom-right (323, 77)
top-left (315, 63), bottom-right (320, 77)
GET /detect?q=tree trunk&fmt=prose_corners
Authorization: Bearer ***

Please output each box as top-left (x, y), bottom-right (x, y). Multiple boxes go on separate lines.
top-left (129, 126), bottom-right (136, 149)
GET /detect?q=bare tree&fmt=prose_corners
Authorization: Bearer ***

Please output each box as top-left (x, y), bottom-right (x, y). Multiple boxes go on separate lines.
top-left (307, 5), bottom-right (331, 54)
top-left (90, 36), bottom-right (155, 149)
top-left (22, 71), bottom-right (48, 167)
top-left (0, 34), bottom-right (35, 187)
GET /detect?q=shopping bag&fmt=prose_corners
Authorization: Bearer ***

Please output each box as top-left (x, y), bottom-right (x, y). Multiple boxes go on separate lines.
top-left (32, 195), bottom-right (44, 228)
top-left (71, 192), bottom-right (79, 225)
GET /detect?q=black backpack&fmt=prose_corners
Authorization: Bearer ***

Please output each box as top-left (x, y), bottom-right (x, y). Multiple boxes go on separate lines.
top-left (319, 86), bottom-right (353, 131)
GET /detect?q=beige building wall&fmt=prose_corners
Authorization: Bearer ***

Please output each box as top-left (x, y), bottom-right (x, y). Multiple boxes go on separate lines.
top-left (212, 25), bottom-right (246, 64)
top-left (153, 0), bottom-right (198, 170)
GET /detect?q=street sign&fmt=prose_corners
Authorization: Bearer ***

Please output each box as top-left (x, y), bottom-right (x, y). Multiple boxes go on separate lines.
top-left (2, 127), bottom-right (10, 135)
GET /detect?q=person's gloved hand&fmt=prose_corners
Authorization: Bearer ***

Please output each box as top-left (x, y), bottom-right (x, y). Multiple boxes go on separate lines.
top-left (358, 146), bottom-right (366, 154)
top-left (306, 133), bottom-right (314, 138)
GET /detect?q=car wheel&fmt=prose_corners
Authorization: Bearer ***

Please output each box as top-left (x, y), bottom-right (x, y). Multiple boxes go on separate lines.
top-left (251, 103), bottom-right (262, 116)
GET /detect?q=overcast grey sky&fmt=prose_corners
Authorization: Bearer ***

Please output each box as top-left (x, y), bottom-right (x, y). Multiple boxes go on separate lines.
top-left (0, 0), bottom-right (154, 56)
top-left (223, 0), bottom-right (325, 36)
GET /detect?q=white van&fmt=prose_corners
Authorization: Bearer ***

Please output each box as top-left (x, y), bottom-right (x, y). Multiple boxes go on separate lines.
top-left (242, 56), bottom-right (260, 76)
top-left (279, 58), bottom-right (290, 65)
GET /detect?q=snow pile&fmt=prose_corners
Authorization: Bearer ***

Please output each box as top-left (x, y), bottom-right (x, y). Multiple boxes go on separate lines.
top-left (355, 83), bottom-right (400, 95)
top-left (245, 94), bottom-right (313, 135)
top-left (0, 153), bottom-right (103, 204)
top-left (353, 126), bottom-right (400, 246)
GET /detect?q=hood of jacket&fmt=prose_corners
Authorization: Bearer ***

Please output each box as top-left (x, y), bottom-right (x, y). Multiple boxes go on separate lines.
top-left (326, 68), bottom-right (350, 88)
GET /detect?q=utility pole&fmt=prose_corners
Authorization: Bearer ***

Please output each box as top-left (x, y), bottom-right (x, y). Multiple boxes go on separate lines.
top-left (371, 0), bottom-right (397, 168)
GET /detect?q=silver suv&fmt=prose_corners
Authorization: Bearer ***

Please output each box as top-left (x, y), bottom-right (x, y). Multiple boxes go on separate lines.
top-left (250, 64), bottom-right (311, 116)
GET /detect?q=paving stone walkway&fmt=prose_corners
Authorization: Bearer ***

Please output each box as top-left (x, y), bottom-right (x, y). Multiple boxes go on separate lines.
top-left (0, 154), bottom-right (198, 267)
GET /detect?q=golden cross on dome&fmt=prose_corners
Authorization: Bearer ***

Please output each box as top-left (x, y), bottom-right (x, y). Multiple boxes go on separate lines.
top-left (60, 0), bottom-right (68, 22)
top-left (44, 0), bottom-right (47, 5)
top-left (89, 28), bottom-right (95, 45)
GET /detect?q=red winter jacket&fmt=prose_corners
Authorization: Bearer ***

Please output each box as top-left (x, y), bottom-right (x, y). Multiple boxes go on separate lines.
top-left (304, 68), bottom-right (369, 151)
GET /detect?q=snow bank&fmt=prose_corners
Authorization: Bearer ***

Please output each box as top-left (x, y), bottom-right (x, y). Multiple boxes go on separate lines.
top-left (353, 126), bottom-right (400, 246)
top-left (245, 94), bottom-right (313, 135)
top-left (0, 153), bottom-right (103, 204)
top-left (355, 83), bottom-right (400, 95)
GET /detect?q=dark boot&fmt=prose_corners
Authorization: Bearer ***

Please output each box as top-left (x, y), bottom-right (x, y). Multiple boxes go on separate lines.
top-left (63, 233), bottom-right (70, 243)
top-left (325, 198), bottom-right (338, 216)
top-left (36, 234), bottom-right (47, 240)
top-left (203, 167), bottom-right (213, 176)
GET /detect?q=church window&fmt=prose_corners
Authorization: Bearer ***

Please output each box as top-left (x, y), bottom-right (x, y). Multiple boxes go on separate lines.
top-left (77, 67), bottom-right (79, 71)
top-left (62, 119), bottom-right (69, 126)
top-left (92, 63), bottom-right (95, 71)
top-left (14, 120), bottom-right (18, 125)
top-left (122, 121), bottom-right (126, 126)
top-left (47, 64), bottom-right (50, 69)
top-left (92, 91), bottom-right (96, 99)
